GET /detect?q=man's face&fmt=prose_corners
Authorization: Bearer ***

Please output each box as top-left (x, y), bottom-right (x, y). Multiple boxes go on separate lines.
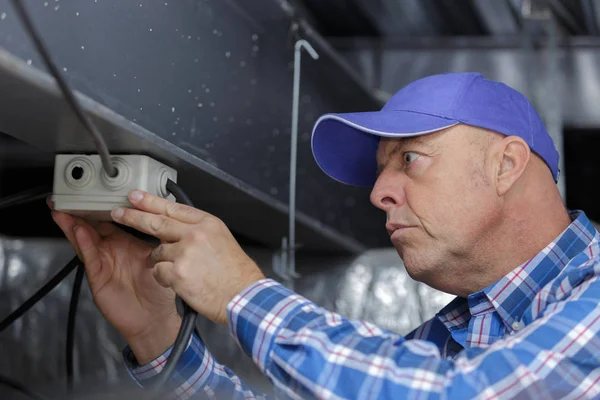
top-left (370, 125), bottom-right (502, 292)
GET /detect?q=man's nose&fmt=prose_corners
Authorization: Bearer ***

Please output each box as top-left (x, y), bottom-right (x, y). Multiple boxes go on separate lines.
top-left (370, 172), bottom-right (406, 211)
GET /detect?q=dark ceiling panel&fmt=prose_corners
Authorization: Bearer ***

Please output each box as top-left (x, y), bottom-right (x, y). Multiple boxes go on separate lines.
top-left (298, 0), bottom-right (380, 37)
top-left (423, 0), bottom-right (487, 35)
top-left (0, 0), bottom-right (390, 253)
top-left (297, 0), bottom-right (594, 38)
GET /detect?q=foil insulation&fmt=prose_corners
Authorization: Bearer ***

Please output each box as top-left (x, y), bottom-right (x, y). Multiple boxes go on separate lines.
top-left (0, 236), bottom-right (453, 398)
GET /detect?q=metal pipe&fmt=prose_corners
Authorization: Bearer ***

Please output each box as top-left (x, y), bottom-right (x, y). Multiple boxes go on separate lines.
top-left (289, 39), bottom-right (319, 280)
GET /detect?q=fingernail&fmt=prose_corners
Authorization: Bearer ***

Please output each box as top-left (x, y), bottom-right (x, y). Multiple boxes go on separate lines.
top-left (130, 191), bottom-right (144, 202)
top-left (111, 207), bottom-right (125, 219)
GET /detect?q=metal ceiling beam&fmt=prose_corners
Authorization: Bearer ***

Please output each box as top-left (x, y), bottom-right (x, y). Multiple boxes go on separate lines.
top-left (472, 0), bottom-right (520, 34)
top-left (275, 0), bottom-right (385, 106)
top-left (352, 0), bottom-right (440, 36)
top-left (591, 0), bottom-right (600, 35)
top-left (332, 34), bottom-right (600, 49)
top-left (547, 0), bottom-right (586, 34)
top-left (0, 0), bottom-right (393, 253)
top-left (333, 36), bottom-right (600, 128)
top-left (296, 0), bottom-right (380, 36)
top-left (427, 0), bottom-right (487, 35)
top-left (0, 47), bottom-right (370, 254)
top-left (581, 0), bottom-right (599, 35)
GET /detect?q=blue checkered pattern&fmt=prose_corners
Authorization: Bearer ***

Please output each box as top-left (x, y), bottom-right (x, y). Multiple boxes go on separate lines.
top-left (124, 210), bottom-right (600, 399)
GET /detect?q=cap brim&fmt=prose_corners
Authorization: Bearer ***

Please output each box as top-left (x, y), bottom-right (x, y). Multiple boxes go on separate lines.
top-left (311, 111), bottom-right (459, 187)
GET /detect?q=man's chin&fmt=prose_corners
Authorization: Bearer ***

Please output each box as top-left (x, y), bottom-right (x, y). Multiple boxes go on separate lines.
top-left (403, 259), bottom-right (455, 294)
top-left (395, 248), bottom-right (434, 283)
top-left (404, 264), bottom-right (428, 283)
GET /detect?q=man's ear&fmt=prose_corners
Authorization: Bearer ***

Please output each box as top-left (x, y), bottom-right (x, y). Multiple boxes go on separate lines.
top-left (495, 136), bottom-right (530, 196)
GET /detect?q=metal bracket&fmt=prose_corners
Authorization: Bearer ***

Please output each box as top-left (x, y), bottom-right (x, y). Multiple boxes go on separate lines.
top-left (273, 38), bottom-right (319, 286)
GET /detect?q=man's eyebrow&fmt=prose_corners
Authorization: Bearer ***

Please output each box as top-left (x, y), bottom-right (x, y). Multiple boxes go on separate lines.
top-left (400, 135), bottom-right (434, 148)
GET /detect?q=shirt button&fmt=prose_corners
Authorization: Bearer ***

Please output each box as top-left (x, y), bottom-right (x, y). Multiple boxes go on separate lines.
top-left (512, 321), bottom-right (522, 331)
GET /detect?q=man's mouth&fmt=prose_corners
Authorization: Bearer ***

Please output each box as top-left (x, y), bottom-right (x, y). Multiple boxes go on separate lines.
top-left (386, 222), bottom-right (416, 237)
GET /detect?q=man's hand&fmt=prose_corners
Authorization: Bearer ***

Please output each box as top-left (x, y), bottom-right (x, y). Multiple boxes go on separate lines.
top-left (110, 190), bottom-right (265, 325)
top-left (50, 201), bottom-right (182, 365)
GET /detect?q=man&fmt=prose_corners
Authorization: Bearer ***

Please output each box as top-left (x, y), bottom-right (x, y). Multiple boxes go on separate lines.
top-left (51, 72), bottom-right (600, 399)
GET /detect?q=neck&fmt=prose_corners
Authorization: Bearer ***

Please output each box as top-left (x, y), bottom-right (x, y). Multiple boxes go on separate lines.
top-left (461, 188), bottom-right (571, 297)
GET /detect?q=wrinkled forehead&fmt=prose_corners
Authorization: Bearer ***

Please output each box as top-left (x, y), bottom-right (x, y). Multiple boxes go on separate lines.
top-left (375, 124), bottom-right (492, 165)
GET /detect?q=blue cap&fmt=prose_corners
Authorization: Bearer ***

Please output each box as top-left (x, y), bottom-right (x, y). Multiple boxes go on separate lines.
top-left (311, 72), bottom-right (560, 187)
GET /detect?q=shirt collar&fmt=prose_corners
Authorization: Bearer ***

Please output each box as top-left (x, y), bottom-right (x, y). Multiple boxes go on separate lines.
top-left (437, 210), bottom-right (599, 332)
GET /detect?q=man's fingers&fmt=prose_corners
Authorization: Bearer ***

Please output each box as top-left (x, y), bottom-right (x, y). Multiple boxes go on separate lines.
top-left (153, 262), bottom-right (175, 288)
top-left (149, 243), bottom-right (180, 265)
top-left (52, 211), bottom-right (82, 257)
top-left (127, 190), bottom-right (208, 224)
top-left (111, 207), bottom-right (185, 242)
top-left (73, 225), bottom-right (102, 278)
top-left (52, 211), bottom-right (106, 283)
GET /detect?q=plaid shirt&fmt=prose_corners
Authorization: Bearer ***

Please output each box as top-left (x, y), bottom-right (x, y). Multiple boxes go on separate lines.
top-left (123, 210), bottom-right (600, 399)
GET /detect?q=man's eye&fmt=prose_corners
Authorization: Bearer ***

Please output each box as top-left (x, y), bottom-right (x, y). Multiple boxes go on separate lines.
top-left (403, 152), bottom-right (420, 164)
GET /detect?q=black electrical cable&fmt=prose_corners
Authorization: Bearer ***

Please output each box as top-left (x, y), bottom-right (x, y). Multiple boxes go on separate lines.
top-left (0, 184), bottom-right (52, 211)
top-left (165, 179), bottom-right (204, 344)
top-left (0, 374), bottom-right (49, 400)
top-left (9, 0), bottom-right (117, 178)
top-left (165, 179), bottom-right (194, 207)
top-left (0, 257), bottom-right (79, 397)
top-left (66, 263), bottom-right (85, 390)
top-left (8, 3), bottom-right (201, 396)
top-left (0, 256), bottom-right (80, 333)
top-left (146, 179), bottom-right (200, 396)
top-left (0, 190), bottom-right (198, 397)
